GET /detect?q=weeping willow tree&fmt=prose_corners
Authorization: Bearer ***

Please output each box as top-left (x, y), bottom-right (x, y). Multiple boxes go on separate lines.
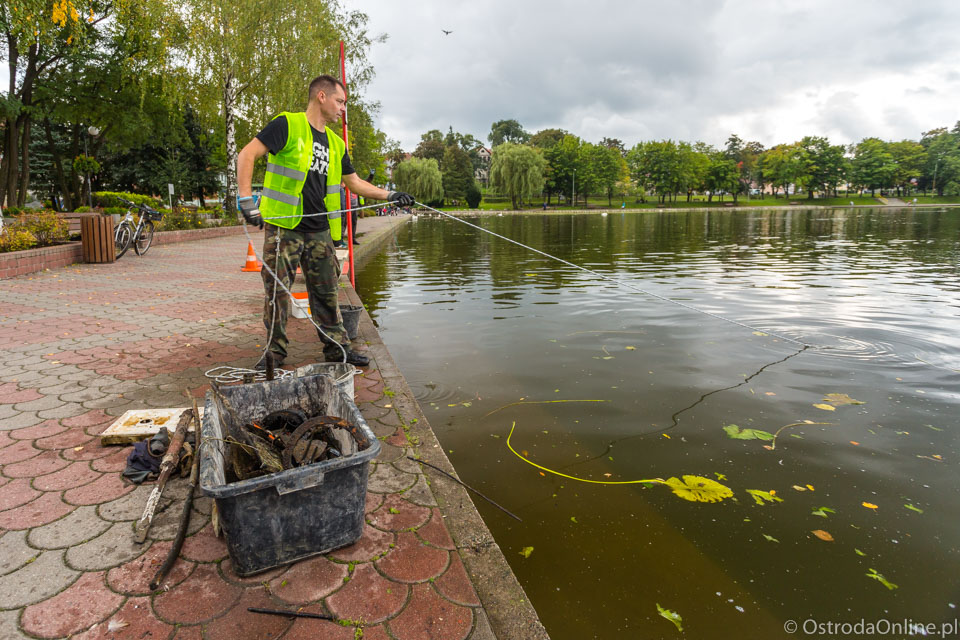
top-left (172, 0), bottom-right (381, 210)
top-left (393, 157), bottom-right (442, 204)
top-left (490, 142), bottom-right (546, 209)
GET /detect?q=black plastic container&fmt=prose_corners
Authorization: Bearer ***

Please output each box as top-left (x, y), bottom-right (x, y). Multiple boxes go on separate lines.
top-left (199, 374), bottom-right (380, 576)
top-left (340, 304), bottom-right (363, 340)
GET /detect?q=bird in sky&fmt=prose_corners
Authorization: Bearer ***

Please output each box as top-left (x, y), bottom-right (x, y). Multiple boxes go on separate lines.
top-left (441, 29), bottom-right (453, 35)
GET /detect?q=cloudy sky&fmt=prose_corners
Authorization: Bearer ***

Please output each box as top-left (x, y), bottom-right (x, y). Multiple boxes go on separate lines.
top-left (351, 0), bottom-right (960, 152)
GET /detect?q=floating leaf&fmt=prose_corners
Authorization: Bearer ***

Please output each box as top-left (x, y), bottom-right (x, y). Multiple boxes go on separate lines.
top-left (850, 441), bottom-right (860, 446)
top-left (461, 401), bottom-right (472, 407)
top-left (765, 391), bottom-right (776, 396)
top-left (752, 331), bottom-right (768, 336)
top-left (806, 484), bottom-right (815, 491)
top-left (519, 546), bottom-right (534, 558)
top-left (664, 476), bottom-right (734, 503)
top-left (662, 434), bottom-right (671, 439)
top-left (626, 346), bottom-right (636, 350)
top-left (866, 568), bottom-right (898, 590)
top-left (656, 603), bottom-right (683, 633)
top-left (812, 529), bottom-right (834, 541)
top-left (904, 504), bottom-right (924, 514)
top-left (811, 506), bottom-right (836, 518)
top-left (823, 393), bottom-right (865, 406)
top-left (715, 472), bottom-right (727, 481)
top-left (746, 489), bottom-right (783, 505)
top-left (570, 516), bottom-right (578, 524)
top-left (792, 485), bottom-right (807, 492)
top-left (813, 403), bottom-right (836, 411)
top-left (855, 548), bottom-right (866, 556)
top-left (862, 502), bottom-right (878, 510)
top-left (723, 425), bottom-right (774, 441)
top-left (763, 534), bottom-right (779, 543)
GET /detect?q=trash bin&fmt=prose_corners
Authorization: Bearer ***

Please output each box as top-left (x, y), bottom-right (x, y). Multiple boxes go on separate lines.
top-left (80, 214), bottom-right (115, 263)
top-left (340, 304), bottom-right (362, 340)
top-left (199, 374), bottom-right (380, 576)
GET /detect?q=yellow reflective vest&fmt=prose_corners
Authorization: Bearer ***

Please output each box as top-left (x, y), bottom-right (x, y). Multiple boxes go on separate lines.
top-left (259, 111), bottom-right (345, 240)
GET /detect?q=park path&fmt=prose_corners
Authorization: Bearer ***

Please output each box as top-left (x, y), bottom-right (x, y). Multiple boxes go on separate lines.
top-left (0, 214), bottom-right (546, 639)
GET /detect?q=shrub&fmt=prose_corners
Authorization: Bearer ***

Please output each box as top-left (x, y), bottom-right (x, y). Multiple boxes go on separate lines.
top-left (466, 181), bottom-right (482, 209)
top-left (3, 206), bottom-right (24, 217)
top-left (74, 206), bottom-right (92, 213)
top-left (93, 191), bottom-right (158, 208)
top-left (159, 210), bottom-right (204, 230)
top-left (103, 207), bottom-right (126, 215)
top-left (0, 227), bottom-right (37, 253)
top-left (20, 210), bottom-right (69, 246)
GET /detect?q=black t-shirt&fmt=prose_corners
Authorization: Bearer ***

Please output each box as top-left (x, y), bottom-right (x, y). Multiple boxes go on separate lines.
top-left (256, 115), bottom-right (355, 233)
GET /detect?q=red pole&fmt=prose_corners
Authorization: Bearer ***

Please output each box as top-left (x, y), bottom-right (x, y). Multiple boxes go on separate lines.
top-left (339, 40), bottom-right (356, 286)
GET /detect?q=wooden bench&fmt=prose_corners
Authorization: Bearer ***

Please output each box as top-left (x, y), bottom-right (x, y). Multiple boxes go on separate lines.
top-left (63, 212), bottom-right (100, 235)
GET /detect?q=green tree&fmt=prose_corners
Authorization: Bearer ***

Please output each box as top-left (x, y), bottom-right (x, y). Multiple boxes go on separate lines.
top-left (887, 139), bottom-right (925, 197)
top-left (1, 0), bottom-right (171, 207)
top-left (413, 129), bottom-right (445, 168)
top-left (761, 143), bottom-right (804, 197)
top-left (627, 140), bottom-right (683, 204)
top-left (543, 134), bottom-right (581, 205)
top-left (488, 119), bottom-right (530, 147)
top-left (797, 136), bottom-right (846, 199)
top-left (393, 156), bottom-right (443, 203)
top-left (850, 138), bottom-right (896, 196)
top-left (582, 142), bottom-right (622, 206)
top-left (176, 0), bottom-right (378, 212)
top-left (489, 142), bottom-right (545, 209)
top-left (919, 127), bottom-right (960, 195)
top-left (529, 128), bottom-right (567, 149)
top-left (441, 145), bottom-right (473, 204)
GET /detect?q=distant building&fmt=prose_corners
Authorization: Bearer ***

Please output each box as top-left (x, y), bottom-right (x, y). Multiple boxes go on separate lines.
top-left (475, 147), bottom-right (491, 185)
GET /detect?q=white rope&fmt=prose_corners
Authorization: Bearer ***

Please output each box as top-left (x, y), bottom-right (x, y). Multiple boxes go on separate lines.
top-left (415, 202), bottom-right (812, 348)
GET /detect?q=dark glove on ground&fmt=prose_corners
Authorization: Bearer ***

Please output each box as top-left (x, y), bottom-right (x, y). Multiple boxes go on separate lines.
top-left (388, 191), bottom-right (415, 207)
top-left (238, 196), bottom-right (264, 229)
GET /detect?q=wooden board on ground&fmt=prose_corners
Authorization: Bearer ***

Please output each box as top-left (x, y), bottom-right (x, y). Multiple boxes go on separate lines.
top-left (99, 407), bottom-right (204, 445)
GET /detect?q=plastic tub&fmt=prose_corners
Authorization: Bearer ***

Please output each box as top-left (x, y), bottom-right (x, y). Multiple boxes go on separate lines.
top-left (294, 362), bottom-right (357, 399)
top-left (199, 375), bottom-right (380, 576)
top-left (340, 304), bottom-right (362, 340)
top-left (290, 292), bottom-right (309, 319)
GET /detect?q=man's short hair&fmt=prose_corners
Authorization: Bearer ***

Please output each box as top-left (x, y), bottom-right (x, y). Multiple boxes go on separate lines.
top-left (309, 75), bottom-right (346, 103)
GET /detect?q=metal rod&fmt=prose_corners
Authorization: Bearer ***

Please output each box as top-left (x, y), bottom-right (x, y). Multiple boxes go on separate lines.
top-left (247, 607), bottom-right (334, 620)
top-left (407, 456), bottom-right (522, 522)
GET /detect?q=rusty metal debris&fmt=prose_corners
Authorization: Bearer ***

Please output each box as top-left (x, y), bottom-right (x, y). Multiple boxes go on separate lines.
top-left (229, 408), bottom-right (368, 482)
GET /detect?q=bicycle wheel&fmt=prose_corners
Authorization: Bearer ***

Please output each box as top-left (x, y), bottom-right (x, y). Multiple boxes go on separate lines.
top-left (135, 221), bottom-right (155, 256)
top-left (115, 222), bottom-right (134, 258)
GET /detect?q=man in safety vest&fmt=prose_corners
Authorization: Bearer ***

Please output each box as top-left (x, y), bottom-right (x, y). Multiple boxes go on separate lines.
top-left (236, 74), bottom-right (413, 369)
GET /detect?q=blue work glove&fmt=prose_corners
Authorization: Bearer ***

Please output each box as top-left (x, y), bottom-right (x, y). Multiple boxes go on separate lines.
top-left (387, 191), bottom-right (414, 207)
top-left (238, 196), bottom-right (264, 229)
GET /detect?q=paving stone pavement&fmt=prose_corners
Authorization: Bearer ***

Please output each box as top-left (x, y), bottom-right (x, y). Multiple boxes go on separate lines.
top-left (0, 217), bottom-right (546, 639)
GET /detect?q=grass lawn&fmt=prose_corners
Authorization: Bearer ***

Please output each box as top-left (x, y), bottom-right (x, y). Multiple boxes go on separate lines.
top-left (436, 194), bottom-right (884, 211)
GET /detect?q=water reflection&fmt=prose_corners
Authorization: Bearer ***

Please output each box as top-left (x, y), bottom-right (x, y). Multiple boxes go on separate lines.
top-left (356, 209), bottom-right (960, 639)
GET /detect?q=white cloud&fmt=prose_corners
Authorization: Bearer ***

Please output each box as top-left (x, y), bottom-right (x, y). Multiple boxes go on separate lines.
top-left (350, 0), bottom-right (960, 150)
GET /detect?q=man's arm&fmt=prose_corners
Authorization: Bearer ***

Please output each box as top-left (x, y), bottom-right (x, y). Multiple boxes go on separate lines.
top-left (237, 138), bottom-right (269, 198)
top-left (342, 172), bottom-right (392, 200)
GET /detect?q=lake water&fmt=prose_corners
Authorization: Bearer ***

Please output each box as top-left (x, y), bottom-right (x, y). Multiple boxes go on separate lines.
top-left (355, 209), bottom-right (960, 639)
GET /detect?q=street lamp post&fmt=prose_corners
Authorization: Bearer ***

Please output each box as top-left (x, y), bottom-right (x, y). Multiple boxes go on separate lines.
top-left (84, 126), bottom-right (100, 208)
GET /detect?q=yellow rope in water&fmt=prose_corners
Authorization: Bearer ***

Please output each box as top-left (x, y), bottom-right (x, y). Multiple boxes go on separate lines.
top-left (506, 422), bottom-right (665, 486)
top-left (484, 399), bottom-right (607, 418)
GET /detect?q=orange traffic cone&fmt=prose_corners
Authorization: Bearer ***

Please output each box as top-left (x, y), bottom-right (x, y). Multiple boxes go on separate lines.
top-left (241, 242), bottom-right (262, 272)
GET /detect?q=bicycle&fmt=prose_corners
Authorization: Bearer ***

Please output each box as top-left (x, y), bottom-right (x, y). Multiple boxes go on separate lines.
top-left (114, 198), bottom-right (163, 258)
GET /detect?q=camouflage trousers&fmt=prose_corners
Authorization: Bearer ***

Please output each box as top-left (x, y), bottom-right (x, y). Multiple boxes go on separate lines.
top-left (260, 224), bottom-right (347, 360)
